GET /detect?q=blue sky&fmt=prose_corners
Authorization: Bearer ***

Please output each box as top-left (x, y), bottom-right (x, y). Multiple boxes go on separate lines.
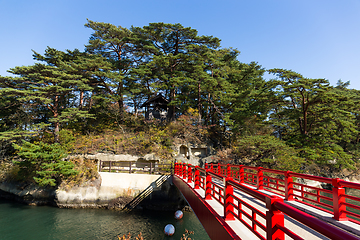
top-left (1, 0), bottom-right (360, 89)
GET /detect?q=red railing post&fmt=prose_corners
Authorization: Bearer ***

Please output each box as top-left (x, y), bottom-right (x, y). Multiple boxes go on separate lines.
top-left (239, 165), bottom-right (244, 184)
top-left (216, 164), bottom-right (220, 175)
top-left (285, 171), bottom-right (294, 201)
top-left (187, 164), bottom-right (192, 183)
top-left (266, 195), bottom-right (285, 240)
top-left (183, 163), bottom-right (187, 180)
top-left (224, 177), bottom-right (235, 221)
top-left (257, 167), bottom-right (264, 190)
top-left (205, 169), bottom-right (212, 200)
top-left (227, 164), bottom-right (231, 177)
top-left (194, 166), bottom-right (200, 189)
top-left (205, 163), bottom-right (208, 170)
top-left (332, 178), bottom-right (348, 221)
top-left (210, 163), bottom-right (214, 172)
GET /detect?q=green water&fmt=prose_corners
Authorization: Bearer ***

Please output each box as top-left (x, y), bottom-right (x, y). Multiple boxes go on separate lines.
top-left (0, 199), bottom-right (210, 240)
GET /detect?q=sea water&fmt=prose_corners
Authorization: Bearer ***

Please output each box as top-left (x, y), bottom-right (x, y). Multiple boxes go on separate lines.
top-left (0, 199), bottom-right (210, 240)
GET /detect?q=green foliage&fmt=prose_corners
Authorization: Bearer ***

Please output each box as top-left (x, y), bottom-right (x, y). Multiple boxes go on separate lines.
top-left (13, 141), bottom-right (78, 187)
top-left (0, 158), bottom-right (20, 182)
top-left (167, 108), bottom-right (210, 144)
top-left (299, 143), bottom-right (354, 172)
top-left (62, 109), bottom-right (215, 160)
top-left (130, 22), bottom-right (221, 120)
top-left (268, 69), bottom-right (360, 173)
top-left (59, 129), bottom-right (76, 153)
top-left (234, 134), bottom-right (304, 172)
top-left (0, 48), bottom-right (95, 142)
top-left (1, 20), bottom-right (360, 177)
top-left (85, 19), bottom-right (135, 122)
top-left (268, 68), bottom-right (339, 138)
top-left (224, 61), bottom-right (275, 134)
top-left (59, 157), bottom-right (98, 190)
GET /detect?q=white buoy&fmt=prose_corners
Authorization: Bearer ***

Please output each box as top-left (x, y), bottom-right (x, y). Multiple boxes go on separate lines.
top-left (164, 224), bottom-right (175, 236)
top-left (174, 210), bottom-right (183, 220)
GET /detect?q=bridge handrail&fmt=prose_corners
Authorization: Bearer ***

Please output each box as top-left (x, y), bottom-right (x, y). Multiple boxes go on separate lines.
top-left (197, 166), bottom-right (206, 174)
top-left (175, 162), bottom-right (360, 240)
top-left (204, 162), bottom-right (360, 223)
top-left (228, 177), bottom-right (357, 239)
top-left (211, 163), bottom-right (334, 184)
top-left (274, 200), bottom-right (359, 240)
top-left (262, 168), bottom-right (285, 175)
top-left (228, 179), bottom-right (267, 202)
top-left (208, 171), bottom-right (224, 180)
top-left (289, 172), bottom-right (333, 184)
top-left (339, 179), bottom-right (360, 189)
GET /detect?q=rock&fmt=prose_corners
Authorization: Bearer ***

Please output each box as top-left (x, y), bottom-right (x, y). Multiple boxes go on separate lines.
top-left (108, 196), bottom-right (134, 209)
top-left (202, 155), bottom-right (218, 164)
top-left (143, 153), bottom-right (160, 161)
top-left (0, 182), bottom-right (55, 205)
top-left (94, 153), bottom-right (139, 162)
top-left (174, 155), bottom-right (187, 162)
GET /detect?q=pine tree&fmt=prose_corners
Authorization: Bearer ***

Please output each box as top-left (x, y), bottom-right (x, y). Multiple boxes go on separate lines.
top-left (220, 60), bottom-right (275, 136)
top-left (131, 22), bottom-right (221, 120)
top-left (268, 69), bottom-right (357, 172)
top-left (85, 19), bottom-right (135, 123)
top-left (13, 141), bottom-right (77, 187)
top-left (0, 48), bottom-right (94, 142)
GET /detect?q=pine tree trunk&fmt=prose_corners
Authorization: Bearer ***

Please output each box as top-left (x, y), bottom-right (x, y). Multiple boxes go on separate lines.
top-left (54, 121), bottom-right (60, 143)
top-left (53, 96), bottom-right (60, 143)
top-left (205, 93), bottom-right (211, 125)
top-left (198, 80), bottom-right (202, 123)
top-left (168, 86), bottom-right (176, 121)
top-left (79, 91), bottom-right (84, 109)
top-left (118, 98), bottom-right (124, 122)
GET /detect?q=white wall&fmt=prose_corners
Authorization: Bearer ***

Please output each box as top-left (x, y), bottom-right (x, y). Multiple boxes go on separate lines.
top-left (56, 172), bottom-right (162, 206)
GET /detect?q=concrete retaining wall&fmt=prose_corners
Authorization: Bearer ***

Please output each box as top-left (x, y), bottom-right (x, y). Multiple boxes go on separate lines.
top-left (98, 172), bottom-right (162, 198)
top-left (55, 172), bottom-right (162, 208)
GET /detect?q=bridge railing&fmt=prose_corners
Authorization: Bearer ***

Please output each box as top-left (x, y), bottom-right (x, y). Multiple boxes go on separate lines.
top-left (174, 163), bottom-right (360, 240)
top-left (202, 163), bottom-right (360, 224)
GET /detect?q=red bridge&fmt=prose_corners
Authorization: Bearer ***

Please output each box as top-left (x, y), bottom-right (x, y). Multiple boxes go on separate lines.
top-left (173, 163), bottom-right (360, 240)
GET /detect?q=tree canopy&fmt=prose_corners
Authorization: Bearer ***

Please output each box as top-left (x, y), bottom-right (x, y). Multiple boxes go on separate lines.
top-left (1, 20), bottom-right (360, 181)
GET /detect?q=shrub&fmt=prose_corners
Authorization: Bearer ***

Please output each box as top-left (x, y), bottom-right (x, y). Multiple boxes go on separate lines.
top-left (13, 141), bottom-right (78, 187)
top-left (59, 157), bottom-right (99, 189)
top-left (234, 134), bottom-right (305, 172)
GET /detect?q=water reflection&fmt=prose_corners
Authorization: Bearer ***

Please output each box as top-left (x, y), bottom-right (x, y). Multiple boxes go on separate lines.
top-left (0, 199), bottom-right (210, 240)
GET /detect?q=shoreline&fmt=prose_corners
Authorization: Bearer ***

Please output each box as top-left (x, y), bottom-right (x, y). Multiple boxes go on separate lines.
top-left (0, 175), bottom-right (188, 211)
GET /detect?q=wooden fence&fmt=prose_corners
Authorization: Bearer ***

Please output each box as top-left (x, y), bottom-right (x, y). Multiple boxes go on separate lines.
top-left (99, 160), bottom-right (173, 175)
